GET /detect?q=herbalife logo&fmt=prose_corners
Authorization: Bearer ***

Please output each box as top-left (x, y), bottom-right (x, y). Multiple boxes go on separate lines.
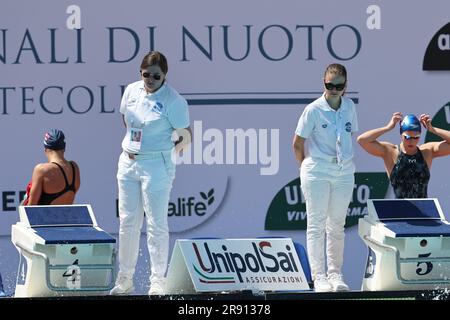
top-left (168, 189), bottom-right (215, 217)
top-left (168, 178), bottom-right (228, 233)
top-left (265, 172), bottom-right (389, 230)
top-left (423, 22), bottom-right (450, 70)
top-left (192, 241), bottom-right (301, 283)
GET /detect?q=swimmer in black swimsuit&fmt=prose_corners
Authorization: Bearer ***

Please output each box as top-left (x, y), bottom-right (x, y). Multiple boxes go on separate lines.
top-left (37, 161), bottom-right (77, 205)
top-left (25, 129), bottom-right (80, 205)
top-left (357, 112), bottom-right (450, 198)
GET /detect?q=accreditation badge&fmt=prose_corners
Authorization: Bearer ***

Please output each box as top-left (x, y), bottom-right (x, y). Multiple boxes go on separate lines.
top-left (129, 128), bottom-right (143, 151)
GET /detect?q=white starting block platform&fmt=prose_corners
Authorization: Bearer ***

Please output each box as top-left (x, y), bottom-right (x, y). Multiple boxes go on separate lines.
top-left (359, 198), bottom-right (450, 291)
top-left (11, 205), bottom-right (116, 297)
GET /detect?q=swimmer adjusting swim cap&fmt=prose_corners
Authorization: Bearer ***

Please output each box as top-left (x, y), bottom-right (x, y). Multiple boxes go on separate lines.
top-left (400, 114), bottom-right (421, 134)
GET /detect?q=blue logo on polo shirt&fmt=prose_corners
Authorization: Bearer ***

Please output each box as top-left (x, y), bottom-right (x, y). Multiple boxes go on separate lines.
top-left (345, 122), bottom-right (352, 132)
top-left (322, 124), bottom-right (328, 128)
top-left (152, 102), bottom-right (164, 113)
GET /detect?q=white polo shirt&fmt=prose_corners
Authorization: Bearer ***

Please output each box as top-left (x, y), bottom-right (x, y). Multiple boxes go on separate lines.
top-left (295, 94), bottom-right (358, 164)
top-left (120, 81), bottom-right (190, 153)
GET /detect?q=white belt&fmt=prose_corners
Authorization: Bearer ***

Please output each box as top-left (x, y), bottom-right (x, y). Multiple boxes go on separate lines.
top-left (123, 151), bottom-right (168, 160)
top-left (310, 157), bottom-right (338, 163)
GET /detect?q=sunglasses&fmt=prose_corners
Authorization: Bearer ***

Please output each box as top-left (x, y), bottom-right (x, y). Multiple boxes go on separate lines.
top-left (141, 72), bottom-right (162, 80)
top-left (402, 134), bottom-right (420, 140)
top-left (324, 82), bottom-right (346, 91)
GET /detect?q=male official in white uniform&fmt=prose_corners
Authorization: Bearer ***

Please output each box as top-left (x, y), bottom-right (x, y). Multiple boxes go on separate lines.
top-left (111, 51), bottom-right (190, 295)
top-left (293, 64), bottom-right (358, 292)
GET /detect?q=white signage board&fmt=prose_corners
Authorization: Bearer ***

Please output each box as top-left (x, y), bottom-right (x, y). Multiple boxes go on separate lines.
top-left (166, 238), bottom-right (310, 294)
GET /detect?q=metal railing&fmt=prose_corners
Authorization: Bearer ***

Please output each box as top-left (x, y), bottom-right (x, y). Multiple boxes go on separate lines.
top-left (363, 235), bottom-right (450, 285)
top-left (15, 241), bottom-right (116, 292)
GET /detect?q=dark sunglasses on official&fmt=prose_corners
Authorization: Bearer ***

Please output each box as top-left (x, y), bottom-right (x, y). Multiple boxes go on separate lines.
top-left (402, 134), bottom-right (420, 140)
top-left (324, 82), bottom-right (346, 91)
top-left (141, 72), bottom-right (162, 80)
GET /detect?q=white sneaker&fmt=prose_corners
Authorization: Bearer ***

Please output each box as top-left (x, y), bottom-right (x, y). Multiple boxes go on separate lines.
top-left (148, 280), bottom-right (165, 295)
top-left (328, 273), bottom-right (349, 292)
top-left (110, 276), bottom-right (134, 295)
top-left (314, 274), bottom-right (332, 292)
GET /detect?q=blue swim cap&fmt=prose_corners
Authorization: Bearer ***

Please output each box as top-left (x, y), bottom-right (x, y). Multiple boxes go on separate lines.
top-left (44, 129), bottom-right (66, 150)
top-left (400, 114), bottom-right (421, 134)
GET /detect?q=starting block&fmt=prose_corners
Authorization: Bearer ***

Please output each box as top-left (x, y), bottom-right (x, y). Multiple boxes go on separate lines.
top-left (359, 198), bottom-right (450, 291)
top-left (11, 205), bottom-right (116, 297)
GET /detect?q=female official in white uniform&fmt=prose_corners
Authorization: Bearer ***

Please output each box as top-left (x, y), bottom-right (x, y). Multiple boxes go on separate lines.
top-left (292, 64), bottom-right (358, 292)
top-left (111, 51), bottom-right (190, 295)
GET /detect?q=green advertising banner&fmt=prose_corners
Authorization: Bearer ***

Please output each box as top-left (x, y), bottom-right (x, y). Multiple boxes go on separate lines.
top-left (265, 172), bottom-right (390, 230)
top-left (425, 102), bottom-right (450, 143)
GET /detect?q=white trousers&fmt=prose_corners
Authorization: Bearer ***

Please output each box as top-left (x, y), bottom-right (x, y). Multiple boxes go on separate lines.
top-left (116, 150), bottom-right (175, 283)
top-left (300, 158), bottom-right (354, 280)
